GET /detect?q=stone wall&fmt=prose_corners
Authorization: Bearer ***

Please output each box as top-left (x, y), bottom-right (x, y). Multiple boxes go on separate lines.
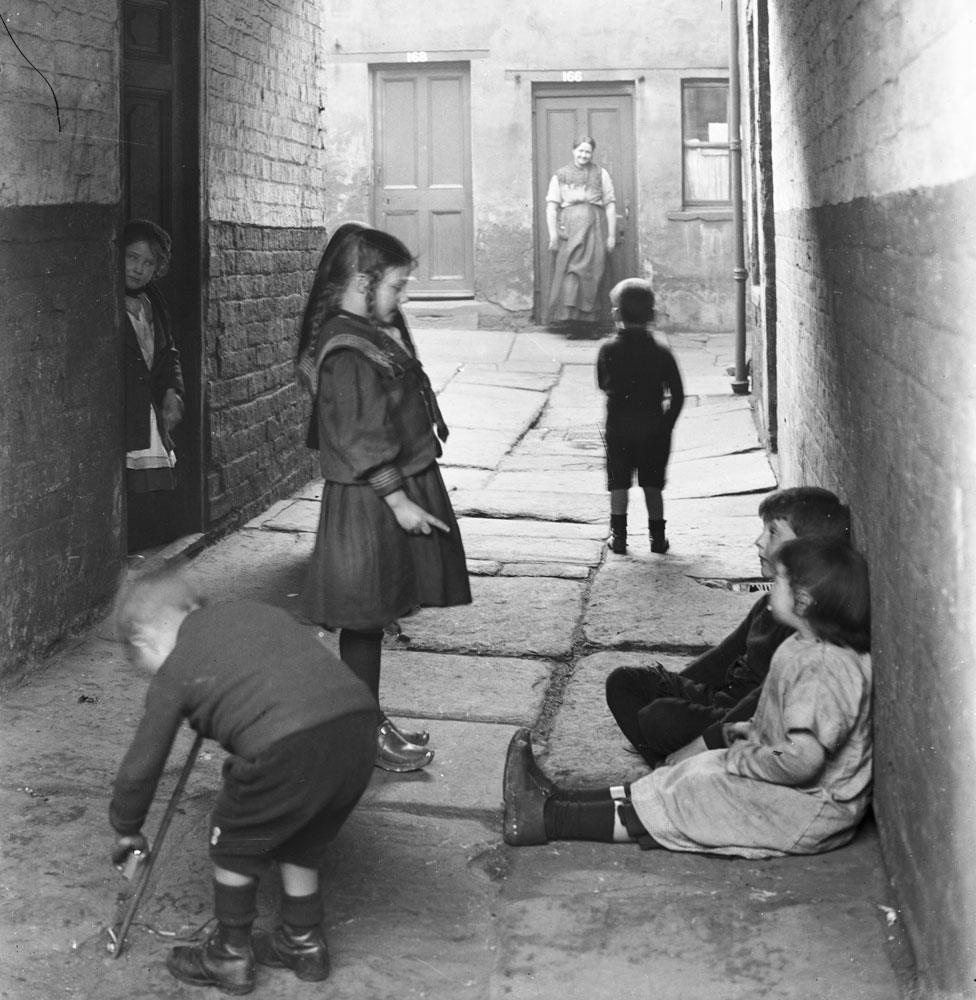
top-left (0, 3), bottom-right (122, 680)
top-left (758, 1), bottom-right (976, 992)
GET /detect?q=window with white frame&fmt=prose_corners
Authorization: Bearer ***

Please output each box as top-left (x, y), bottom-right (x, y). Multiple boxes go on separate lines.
top-left (681, 80), bottom-right (730, 206)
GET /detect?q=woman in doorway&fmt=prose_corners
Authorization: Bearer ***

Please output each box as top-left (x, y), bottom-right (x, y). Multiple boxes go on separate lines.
top-left (122, 219), bottom-right (185, 554)
top-left (545, 135), bottom-right (616, 334)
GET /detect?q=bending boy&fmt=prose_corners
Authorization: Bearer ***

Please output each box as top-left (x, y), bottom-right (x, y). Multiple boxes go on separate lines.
top-left (109, 563), bottom-right (377, 995)
top-left (604, 487), bottom-right (850, 767)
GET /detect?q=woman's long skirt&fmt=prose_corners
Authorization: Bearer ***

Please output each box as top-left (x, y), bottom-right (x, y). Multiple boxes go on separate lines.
top-left (547, 202), bottom-right (608, 324)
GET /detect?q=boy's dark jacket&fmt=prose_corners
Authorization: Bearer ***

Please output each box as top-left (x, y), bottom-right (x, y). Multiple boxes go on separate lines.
top-left (124, 283), bottom-right (185, 451)
top-left (110, 601), bottom-right (376, 836)
top-left (596, 325), bottom-right (685, 432)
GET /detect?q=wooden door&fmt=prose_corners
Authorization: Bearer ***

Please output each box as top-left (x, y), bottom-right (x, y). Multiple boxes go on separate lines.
top-left (533, 85), bottom-right (637, 324)
top-left (372, 63), bottom-right (474, 297)
top-left (122, 0), bottom-right (202, 543)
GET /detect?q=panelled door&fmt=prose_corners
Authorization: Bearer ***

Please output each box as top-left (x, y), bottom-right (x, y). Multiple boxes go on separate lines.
top-left (372, 63), bottom-right (474, 297)
top-left (122, 0), bottom-right (202, 539)
top-left (533, 84), bottom-right (637, 324)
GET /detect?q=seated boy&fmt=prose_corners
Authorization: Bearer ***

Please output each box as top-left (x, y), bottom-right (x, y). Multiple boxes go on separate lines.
top-left (604, 487), bottom-right (850, 767)
top-left (109, 562), bottom-right (378, 994)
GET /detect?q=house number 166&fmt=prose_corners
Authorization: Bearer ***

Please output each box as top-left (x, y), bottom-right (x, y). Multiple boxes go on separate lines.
top-left (562, 70), bottom-right (583, 82)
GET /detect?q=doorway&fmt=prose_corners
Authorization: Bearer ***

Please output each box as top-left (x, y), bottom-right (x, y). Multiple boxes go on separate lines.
top-left (532, 83), bottom-right (637, 325)
top-left (372, 62), bottom-right (474, 297)
top-left (121, 0), bottom-right (202, 549)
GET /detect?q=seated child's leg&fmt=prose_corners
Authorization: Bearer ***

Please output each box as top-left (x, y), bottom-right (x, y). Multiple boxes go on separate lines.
top-left (606, 663), bottom-right (703, 758)
top-left (636, 696), bottom-right (725, 765)
top-left (503, 732), bottom-right (663, 849)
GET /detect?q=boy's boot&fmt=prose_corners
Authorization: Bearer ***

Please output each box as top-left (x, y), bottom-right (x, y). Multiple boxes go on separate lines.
top-left (610, 514), bottom-right (627, 554)
top-left (254, 889), bottom-right (330, 982)
top-left (649, 519), bottom-right (669, 554)
top-left (166, 921), bottom-right (255, 995)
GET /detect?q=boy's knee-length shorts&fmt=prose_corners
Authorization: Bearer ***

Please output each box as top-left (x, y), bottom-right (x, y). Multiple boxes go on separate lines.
top-left (209, 710), bottom-right (376, 878)
top-left (605, 428), bottom-right (672, 491)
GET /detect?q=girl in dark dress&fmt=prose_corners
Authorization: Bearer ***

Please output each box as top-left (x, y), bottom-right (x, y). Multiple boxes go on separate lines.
top-left (296, 223), bottom-right (471, 772)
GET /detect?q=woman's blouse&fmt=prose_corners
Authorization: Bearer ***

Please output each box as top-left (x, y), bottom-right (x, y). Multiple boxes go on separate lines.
top-left (546, 162), bottom-right (615, 209)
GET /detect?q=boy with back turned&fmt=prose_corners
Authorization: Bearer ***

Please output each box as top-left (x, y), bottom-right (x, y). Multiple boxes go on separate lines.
top-left (597, 278), bottom-right (684, 556)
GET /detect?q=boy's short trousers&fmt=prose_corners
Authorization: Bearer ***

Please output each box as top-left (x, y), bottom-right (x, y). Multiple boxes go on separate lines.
top-left (605, 430), bottom-right (671, 491)
top-left (209, 709), bottom-right (376, 878)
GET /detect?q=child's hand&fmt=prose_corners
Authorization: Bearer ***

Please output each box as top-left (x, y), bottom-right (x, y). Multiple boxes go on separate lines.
top-left (384, 491), bottom-right (449, 535)
top-left (723, 721), bottom-right (752, 745)
top-left (160, 388), bottom-right (184, 434)
top-left (111, 833), bottom-right (149, 868)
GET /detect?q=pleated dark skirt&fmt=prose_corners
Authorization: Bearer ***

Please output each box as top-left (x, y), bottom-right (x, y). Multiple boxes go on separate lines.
top-left (304, 461), bottom-right (471, 630)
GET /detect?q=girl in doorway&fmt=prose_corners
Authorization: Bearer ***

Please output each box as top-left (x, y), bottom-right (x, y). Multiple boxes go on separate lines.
top-left (123, 219), bottom-right (185, 553)
top-left (296, 223), bottom-right (471, 772)
top-left (504, 537), bottom-right (872, 857)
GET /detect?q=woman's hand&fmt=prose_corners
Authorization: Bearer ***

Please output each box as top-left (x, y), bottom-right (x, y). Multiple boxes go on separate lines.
top-left (384, 490), bottom-right (449, 535)
top-left (548, 236), bottom-right (561, 253)
top-left (606, 235), bottom-right (616, 253)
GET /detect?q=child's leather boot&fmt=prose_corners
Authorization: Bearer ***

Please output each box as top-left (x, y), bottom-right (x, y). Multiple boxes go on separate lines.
top-left (610, 514), bottom-right (627, 554)
top-left (166, 922), bottom-right (255, 995)
top-left (253, 925), bottom-right (331, 982)
top-left (502, 728), bottom-right (550, 845)
top-left (649, 519), bottom-right (669, 554)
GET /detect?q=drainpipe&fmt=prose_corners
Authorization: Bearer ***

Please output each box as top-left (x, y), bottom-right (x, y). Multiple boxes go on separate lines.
top-left (728, 0), bottom-right (750, 394)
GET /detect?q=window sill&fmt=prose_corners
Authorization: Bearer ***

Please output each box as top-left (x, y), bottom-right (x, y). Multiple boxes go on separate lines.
top-left (667, 208), bottom-right (733, 221)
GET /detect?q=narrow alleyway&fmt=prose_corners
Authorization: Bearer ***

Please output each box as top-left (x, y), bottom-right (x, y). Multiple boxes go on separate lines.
top-left (0, 327), bottom-right (911, 999)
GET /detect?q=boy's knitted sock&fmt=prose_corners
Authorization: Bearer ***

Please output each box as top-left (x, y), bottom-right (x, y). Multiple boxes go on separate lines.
top-left (213, 879), bottom-right (258, 945)
top-left (280, 891), bottom-right (323, 932)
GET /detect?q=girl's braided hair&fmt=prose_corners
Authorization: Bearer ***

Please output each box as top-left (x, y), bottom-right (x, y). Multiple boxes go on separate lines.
top-left (776, 538), bottom-right (871, 652)
top-left (297, 223), bottom-right (415, 361)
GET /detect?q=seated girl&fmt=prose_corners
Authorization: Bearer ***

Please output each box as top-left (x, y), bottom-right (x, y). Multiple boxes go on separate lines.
top-left (503, 537), bottom-right (872, 858)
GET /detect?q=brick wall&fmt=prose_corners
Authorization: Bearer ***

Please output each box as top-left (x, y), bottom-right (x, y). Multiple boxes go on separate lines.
top-left (205, 2), bottom-right (330, 228)
top-left (204, 223), bottom-right (322, 531)
top-left (760, 1), bottom-right (976, 992)
top-left (200, 2), bottom-right (331, 534)
top-left (0, 3), bottom-right (121, 681)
